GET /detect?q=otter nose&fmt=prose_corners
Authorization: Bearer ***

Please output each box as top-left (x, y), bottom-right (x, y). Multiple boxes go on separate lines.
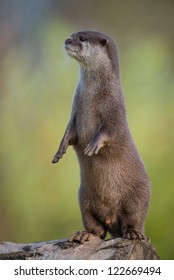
top-left (65, 38), bottom-right (72, 45)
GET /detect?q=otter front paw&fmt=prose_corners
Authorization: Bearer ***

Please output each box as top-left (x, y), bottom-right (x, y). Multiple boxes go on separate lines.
top-left (52, 150), bottom-right (65, 163)
top-left (69, 231), bottom-right (99, 244)
top-left (84, 142), bottom-right (101, 156)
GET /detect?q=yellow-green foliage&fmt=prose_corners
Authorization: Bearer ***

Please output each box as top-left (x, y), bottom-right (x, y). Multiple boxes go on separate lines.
top-left (0, 22), bottom-right (174, 259)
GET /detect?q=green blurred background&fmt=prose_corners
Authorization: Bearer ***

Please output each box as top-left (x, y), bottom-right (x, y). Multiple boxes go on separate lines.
top-left (0, 0), bottom-right (174, 259)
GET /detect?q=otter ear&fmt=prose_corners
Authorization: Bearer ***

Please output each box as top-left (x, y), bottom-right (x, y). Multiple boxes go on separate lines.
top-left (100, 38), bottom-right (108, 46)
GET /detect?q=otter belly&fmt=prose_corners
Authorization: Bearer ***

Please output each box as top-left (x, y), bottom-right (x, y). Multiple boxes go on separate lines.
top-left (79, 153), bottom-right (123, 205)
top-left (77, 148), bottom-right (150, 217)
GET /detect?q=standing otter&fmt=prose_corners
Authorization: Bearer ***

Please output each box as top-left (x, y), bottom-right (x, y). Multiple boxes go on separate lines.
top-left (52, 31), bottom-right (151, 243)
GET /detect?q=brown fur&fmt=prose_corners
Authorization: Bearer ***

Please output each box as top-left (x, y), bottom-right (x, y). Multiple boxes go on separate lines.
top-left (52, 31), bottom-right (151, 242)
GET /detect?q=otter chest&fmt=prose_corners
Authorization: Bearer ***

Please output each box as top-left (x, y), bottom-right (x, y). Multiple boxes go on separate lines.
top-left (75, 86), bottom-right (101, 145)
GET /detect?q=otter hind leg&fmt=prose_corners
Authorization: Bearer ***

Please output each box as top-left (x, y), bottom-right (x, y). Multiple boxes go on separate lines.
top-left (120, 212), bottom-right (147, 240)
top-left (110, 224), bottom-right (145, 240)
top-left (69, 210), bottom-right (107, 243)
top-left (123, 228), bottom-right (146, 240)
top-left (69, 231), bottom-right (99, 243)
top-left (109, 210), bottom-right (147, 240)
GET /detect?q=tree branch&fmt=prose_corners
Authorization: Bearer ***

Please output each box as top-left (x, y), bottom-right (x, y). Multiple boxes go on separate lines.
top-left (0, 238), bottom-right (159, 260)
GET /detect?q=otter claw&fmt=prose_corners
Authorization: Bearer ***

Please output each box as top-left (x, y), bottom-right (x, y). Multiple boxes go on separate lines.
top-left (52, 157), bottom-right (59, 163)
top-left (84, 143), bottom-right (100, 156)
top-left (52, 152), bottom-right (63, 163)
top-left (123, 229), bottom-right (146, 240)
top-left (69, 231), bottom-right (98, 243)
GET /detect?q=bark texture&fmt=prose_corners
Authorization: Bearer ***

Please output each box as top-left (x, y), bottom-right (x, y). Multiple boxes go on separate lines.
top-left (0, 238), bottom-right (159, 260)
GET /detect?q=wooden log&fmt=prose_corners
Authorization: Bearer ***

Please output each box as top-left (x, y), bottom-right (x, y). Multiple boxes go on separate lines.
top-left (0, 238), bottom-right (159, 260)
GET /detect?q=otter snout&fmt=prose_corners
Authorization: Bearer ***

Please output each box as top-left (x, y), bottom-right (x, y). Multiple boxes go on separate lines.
top-left (64, 37), bottom-right (81, 60)
top-left (64, 38), bottom-right (72, 51)
top-left (65, 38), bottom-right (72, 45)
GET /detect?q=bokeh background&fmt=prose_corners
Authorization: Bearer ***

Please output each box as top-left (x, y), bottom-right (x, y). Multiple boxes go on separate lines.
top-left (0, 0), bottom-right (174, 259)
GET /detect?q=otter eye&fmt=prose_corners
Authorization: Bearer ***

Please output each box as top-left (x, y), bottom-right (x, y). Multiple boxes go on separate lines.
top-left (80, 36), bottom-right (87, 42)
top-left (100, 38), bottom-right (108, 46)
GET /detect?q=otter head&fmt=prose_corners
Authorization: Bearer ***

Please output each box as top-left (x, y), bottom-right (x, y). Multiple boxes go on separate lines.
top-left (64, 31), bottom-right (115, 70)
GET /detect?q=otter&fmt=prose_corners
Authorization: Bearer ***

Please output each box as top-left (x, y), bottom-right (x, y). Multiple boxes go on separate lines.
top-left (52, 31), bottom-right (151, 243)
